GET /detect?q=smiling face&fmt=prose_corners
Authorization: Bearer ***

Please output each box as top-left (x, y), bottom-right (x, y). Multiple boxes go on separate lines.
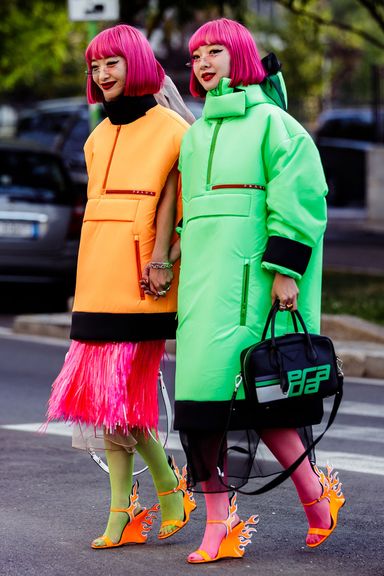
top-left (191, 44), bottom-right (231, 92)
top-left (90, 55), bottom-right (127, 101)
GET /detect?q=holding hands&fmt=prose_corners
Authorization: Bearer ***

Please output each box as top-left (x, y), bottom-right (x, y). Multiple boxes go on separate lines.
top-left (141, 261), bottom-right (174, 300)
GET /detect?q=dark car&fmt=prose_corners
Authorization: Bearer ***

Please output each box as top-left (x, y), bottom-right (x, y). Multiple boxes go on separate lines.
top-left (0, 140), bottom-right (85, 302)
top-left (315, 108), bottom-right (384, 207)
top-left (316, 107), bottom-right (384, 143)
top-left (16, 98), bottom-right (104, 185)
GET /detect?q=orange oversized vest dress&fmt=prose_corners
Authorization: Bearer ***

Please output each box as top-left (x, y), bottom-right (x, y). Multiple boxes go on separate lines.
top-left (70, 104), bottom-right (188, 342)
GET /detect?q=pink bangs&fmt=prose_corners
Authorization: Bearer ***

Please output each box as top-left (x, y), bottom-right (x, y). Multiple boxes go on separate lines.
top-left (189, 18), bottom-right (266, 98)
top-left (85, 24), bottom-right (165, 103)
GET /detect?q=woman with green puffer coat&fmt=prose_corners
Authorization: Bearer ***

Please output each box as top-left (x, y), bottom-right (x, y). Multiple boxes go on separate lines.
top-left (172, 17), bottom-right (345, 565)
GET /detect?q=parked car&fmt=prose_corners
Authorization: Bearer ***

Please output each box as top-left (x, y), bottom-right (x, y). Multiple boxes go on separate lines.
top-left (0, 140), bottom-right (85, 302)
top-left (316, 107), bottom-right (384, 143)
top-left (315, 107), bottom-right (384, 207)
top-left (16, 98), bottom-right (104, 185)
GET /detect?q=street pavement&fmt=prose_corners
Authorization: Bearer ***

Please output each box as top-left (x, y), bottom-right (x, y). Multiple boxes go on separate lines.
top-left (0, 332), bottom-right (383, 576)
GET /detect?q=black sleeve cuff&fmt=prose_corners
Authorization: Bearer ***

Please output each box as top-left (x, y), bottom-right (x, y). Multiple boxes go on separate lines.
top-left (262, 235), bottom-right (312, 275)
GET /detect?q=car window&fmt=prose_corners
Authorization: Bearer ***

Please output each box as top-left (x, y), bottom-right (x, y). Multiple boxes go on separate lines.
top-left (0, 150), bottom-right (70, 204)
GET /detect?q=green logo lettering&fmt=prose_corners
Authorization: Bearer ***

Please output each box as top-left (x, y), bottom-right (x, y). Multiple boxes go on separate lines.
top-left (287, 364), bottom-right (331, 397)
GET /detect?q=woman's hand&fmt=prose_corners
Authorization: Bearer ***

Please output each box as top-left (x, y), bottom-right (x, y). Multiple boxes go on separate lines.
top-left (271, 272), bottom-right (299, 311)
top-left (140, 266), bottom-right (173, 300)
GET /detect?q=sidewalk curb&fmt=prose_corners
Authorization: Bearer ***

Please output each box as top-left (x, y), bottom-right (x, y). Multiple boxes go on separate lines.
top-left (12, 313), bottom-right (384, 379)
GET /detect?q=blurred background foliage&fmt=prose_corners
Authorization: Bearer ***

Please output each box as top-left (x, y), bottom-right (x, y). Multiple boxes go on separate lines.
top-left (0, 0), bottom-right (383, 122)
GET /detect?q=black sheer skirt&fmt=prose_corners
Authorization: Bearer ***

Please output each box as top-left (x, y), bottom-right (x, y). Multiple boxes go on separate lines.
top-left (176, 396), bottom-right (324, 493)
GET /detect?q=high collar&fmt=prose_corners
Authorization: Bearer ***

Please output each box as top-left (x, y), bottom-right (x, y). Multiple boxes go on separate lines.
top-left (203, 78), bottom-right (270, 120)
top-left (103, 94), bottom-right (157, 125)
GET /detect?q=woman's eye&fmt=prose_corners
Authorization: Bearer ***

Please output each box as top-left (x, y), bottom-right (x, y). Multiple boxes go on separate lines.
top-left (91, 66), bottom-right (99, 73)
top-left (191, 54), bottom-right (200, 61)
top-left (210, 49), bottom-right (222, 55)
top-left (106, 60), bottom-right (118, 67)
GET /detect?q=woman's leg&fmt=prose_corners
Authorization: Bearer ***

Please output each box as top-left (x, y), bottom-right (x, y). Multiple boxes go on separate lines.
top-left (188, 432), bottom-right (239, 562)
top-left (133, 429), bottom-right (185, 536)
top-left (92, 436), bottom-right (135, 546)
top-left (261, 428), bottom-right (331, 546)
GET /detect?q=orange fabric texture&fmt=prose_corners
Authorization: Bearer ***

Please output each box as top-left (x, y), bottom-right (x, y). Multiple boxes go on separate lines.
top-left (73, 105), bottom-right (188, 314)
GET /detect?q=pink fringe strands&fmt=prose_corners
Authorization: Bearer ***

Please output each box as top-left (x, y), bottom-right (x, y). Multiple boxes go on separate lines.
top-left (46, 340), bottom-right (165, 434)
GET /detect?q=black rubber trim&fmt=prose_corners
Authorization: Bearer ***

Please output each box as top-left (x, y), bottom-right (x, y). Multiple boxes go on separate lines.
top-left (262, 235), bottom-right (312, 275)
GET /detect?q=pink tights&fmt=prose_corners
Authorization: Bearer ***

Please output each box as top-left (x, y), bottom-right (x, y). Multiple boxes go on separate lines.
top-left (262, 428), bottom-right (331, 545)
top-left (188, 428), bottom-right (330, 560)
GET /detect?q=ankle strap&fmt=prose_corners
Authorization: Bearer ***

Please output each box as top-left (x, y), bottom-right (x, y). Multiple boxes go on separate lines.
top-left (206, 519), bottom-right (226, 525)
top-left (110, 506), bottom-right (131, 513)
top-left (303, 492), bottom-right (326, 507)
top-left (158, 485), bottom-right (179, 497)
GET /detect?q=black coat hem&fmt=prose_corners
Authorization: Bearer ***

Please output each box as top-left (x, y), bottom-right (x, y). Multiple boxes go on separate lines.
top-left (70, 311), bottom-right (177, 341)
top-left (174, 398), bottom-right (323, 430)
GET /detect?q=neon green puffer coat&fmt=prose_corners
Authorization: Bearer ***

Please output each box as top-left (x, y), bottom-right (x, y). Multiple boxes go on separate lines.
top-left (174, 78), bottom-right (327, 430)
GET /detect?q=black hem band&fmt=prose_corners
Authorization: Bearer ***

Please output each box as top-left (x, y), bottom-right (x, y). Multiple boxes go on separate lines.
top-left (262, 235), bottom-right (312, 276)
top-left (70, 312), bottom-right (177, 341)
top-left (174, 398), bottom-right (323, 431)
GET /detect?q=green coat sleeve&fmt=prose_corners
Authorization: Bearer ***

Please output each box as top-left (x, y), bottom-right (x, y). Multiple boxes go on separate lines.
top-left (262, 132), bottom-right (328, 279)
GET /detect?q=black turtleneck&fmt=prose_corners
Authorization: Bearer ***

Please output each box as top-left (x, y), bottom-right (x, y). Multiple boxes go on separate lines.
top-left (103, 94), bottom-right (157, 125)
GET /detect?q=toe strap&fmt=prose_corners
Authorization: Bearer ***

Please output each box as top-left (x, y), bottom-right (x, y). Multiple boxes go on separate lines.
top-left (93, 535), bottom-right (114, 547)
top-left (160, 520), bottom-right (183, 528)
top-left (190, 549), bottom-right (213, 562)
top-left (307, 527), bottom-right (331, 537)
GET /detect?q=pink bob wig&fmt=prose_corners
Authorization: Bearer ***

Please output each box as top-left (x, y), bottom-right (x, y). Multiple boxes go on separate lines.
top-left (189, 18), bottom-right (266, 98)
top-left (85, 24), bottom-right (165, 103)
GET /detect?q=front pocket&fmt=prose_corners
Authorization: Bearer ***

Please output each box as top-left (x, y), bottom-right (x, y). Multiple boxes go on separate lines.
top-left (240, 260), bottom-right (250, 326)
top-left (134, 235), bottom-right (145, 300)
top-left (84, 198), bottom-right (139, 222)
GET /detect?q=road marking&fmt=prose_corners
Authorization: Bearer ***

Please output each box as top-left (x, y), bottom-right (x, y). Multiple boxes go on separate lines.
top-left (0, 327), bottom-right (69, 348)
top-left (346, 377), bottom-right (384, 387)
top-left (325, 400), bottom-right (384, 419)
top-left (314, 423), bottom-right (383, 444)
top-left (2, 422), bottom-right (384, 476)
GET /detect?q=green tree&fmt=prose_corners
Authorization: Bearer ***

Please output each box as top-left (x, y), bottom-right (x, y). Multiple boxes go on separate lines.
top-left (0, 0), bottom-right (88, 102)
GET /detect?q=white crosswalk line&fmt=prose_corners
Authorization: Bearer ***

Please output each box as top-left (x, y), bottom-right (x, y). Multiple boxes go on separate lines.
top-left (314, 423), bottom-right (383, 443)
top-left (325, 400), bottom-right (384, 419)
top-left (2, 422), bottom-right (384, 476)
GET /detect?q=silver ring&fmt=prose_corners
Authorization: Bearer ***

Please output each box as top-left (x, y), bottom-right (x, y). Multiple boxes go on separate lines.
top-left (157, 290), bottom-right (167, 296)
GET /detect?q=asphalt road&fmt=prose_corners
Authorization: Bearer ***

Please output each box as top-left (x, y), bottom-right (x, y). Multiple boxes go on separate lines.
top-left (0, 331), bottom-right (383, 576)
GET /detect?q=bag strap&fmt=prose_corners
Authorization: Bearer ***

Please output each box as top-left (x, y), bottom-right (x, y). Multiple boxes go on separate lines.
top-left (234, 385), bottom-right (343, 495)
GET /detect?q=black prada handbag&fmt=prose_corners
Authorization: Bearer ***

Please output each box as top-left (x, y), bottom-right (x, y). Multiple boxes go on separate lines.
top-left (220, 301), bottom-right (344, 495)
top-left (241, 300), bottom-right (343, 427)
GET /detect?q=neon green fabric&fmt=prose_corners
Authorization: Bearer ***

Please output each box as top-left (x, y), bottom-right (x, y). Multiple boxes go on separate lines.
top-left (175, 78), bottom-right (327, 404)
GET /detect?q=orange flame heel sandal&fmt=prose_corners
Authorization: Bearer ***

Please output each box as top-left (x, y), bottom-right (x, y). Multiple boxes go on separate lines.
top-left (304, 464), bottom-right (346, 548)
top-left (91, 481), bottom-right (159, 549)
top-left (157, 457), bottom-right (197, 540)
top-left (187, 493), bottom-right (259, 564)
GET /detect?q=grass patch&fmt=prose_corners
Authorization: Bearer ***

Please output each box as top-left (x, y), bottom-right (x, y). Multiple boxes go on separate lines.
top-left (322, 271), bottom-right (384, 325)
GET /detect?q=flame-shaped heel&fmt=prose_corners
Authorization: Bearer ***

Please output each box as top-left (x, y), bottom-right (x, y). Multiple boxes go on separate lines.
top-left (157, 456), bottom-right (197, 540)
top-left (187, 493), bottom-right (259, 564)
top-left (304, 464), bottom-right (346, 548)
top-left (91, 481), bottom-right (159, 549)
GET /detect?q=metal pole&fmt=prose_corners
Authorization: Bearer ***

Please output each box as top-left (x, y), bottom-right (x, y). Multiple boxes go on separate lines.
top-left (87, 21), bottom-right (100, 132)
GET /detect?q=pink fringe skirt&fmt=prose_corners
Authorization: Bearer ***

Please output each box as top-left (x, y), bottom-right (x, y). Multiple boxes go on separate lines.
top-left (46, 339), bottom-right (165, 435)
